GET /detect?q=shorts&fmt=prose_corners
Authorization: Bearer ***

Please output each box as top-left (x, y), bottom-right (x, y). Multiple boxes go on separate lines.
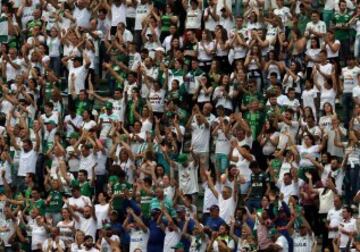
top-left (215, 153), bottom-right (229, 173)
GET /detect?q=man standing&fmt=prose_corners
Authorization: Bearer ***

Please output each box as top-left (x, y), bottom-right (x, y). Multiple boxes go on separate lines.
top-left (332, 0), bottom-right (351, 62)
top-left (338, 207), bottom-right (357, 251)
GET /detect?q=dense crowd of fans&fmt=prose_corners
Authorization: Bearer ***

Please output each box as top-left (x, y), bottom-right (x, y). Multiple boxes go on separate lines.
top-left (1, 0), bottom-right (360, 251)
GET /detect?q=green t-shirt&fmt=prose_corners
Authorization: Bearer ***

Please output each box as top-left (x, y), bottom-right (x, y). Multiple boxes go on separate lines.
top-left (127, 98), bottom-right (144, 126)
top-left (296, 14), bottom-right (310, 35)
top-left (29, 198), bottom-right (46, 216)
top-left (265, 105), bottom-right (285, 120)
top-left (46, 190), bottom-right (63, 213)
top-left (333, 12), bottom-right (351, 40)
top-left (270, 158), bottom-right (282, 180)
top-left (75, 98), bottom-right (93, 116)
top-left (24, 187), bottom-right (32, 201)
top-left (161, 15), bottom-right (171, 32)
top-left (112, 182), bottom-right (132, 210)
top-left (244, 111), bottom-right (264, 139)
top-left (71, 179), bottom-right (93, 197)
top-left (80, 181), bottom-right (93, 197)
top-left (242, 92), bottom-right (264, 107)
top-left (140, 189), bottom-right (153, 218)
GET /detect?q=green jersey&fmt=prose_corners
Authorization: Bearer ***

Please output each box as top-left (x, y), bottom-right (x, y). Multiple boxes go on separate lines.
top-left (270, 158), bottom-right (282, 180)
top-left (242, 92), bottom-right (264, 107)
top-left (112, 182), bottom-right (132, 210)
top-left (140, 189), bottom-right (153, 218)
top-left (46, 190), bottom-right (63, 213)
top-left (72, 179), bottom-right (93, 197)
top-left (244, 111), bottom-right (264, 139)
top-left (75, 99), bottom-right (93, 116)
top-left (29, 198), bottom-right (46, 216)
top-left (333, 12), bottom-right (351, 40)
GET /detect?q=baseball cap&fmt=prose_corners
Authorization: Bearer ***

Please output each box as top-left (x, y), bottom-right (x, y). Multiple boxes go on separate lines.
top-left (209, 205), bottom-right (220, 211)
top-left (155, 47), bottom-right (165, 53)
top-left (177, 153), bottom-right (188, 164)
top-left (268, 227), bottom-right (278, 237)
top-left (45, 120), bottom-right (57, 126)
top-left (176, 206), bottom-right (186, 213)
top-left (105, 102), bottom-right (113, 110)
top-left (69, 132), bottom-right (80, 139)
top-left (103, 223), bottom-right (112, 230)
top-left (171, 242), bottom-right (185, 250)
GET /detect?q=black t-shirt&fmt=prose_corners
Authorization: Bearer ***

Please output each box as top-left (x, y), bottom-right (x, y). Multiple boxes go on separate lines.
top-left (249, 172), bottom-right (269, 199)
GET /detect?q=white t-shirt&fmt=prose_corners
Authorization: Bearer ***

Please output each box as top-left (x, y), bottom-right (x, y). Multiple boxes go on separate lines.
top-left (313, 63), bottom-right (333, 92)
top-left (64, 114), bottom-right (83, 138)
top-left (204, 7), bottom-right (218, 31)
top-left (218, 194), bottom-right (236, 224)
top-left (0, 161), bottom-right (12, 185)
top-left (68, 195), bottom-right (92, 210)
top-left (301, 89), bottom-right (317, 116)
top-left (296, 145), bottom-right (320, 168)
top-left (79, 153), bottom-right (96, 179)
top-left (186, 7), bottom-right (202, 29)
top-left (275, 235), bottom-right (289, 252)
top-left (100, 234), bottom-right (120, 251)
top-left (339, 218), bottom-right (357, 248)
top-left (149, 88), bottom-right (166, 113)
top-left (111, 3), bottom-right (127, 26)
top-left (68, 63), bottom-right (88, 94)
top-left (108, 98), bottom-right (126, 123)
top-left (134, 4), bottom-right (150, 31)
top-left (178, 162), bottom-right (199, 195)
top-left (42, 238), bottom-right (66, 251)
top-left (73, 6), bottom-right (91, 29)
top-left (47, 37), bottom-right (61, 57)
top-left (31, 223), bottom-right (47, 250)
top-left (276, 180), bottom-right (304, 204)
top-left (81, 120), bottom-right (97, 131)
top-left (342, 66), bottom-right (360, 93)
top-left (202, 181), bottom-right (220, 213)
top-left (273, 7), bottom-right (292, 26)
top-left (327, 208), bottom-right (343, 239)
top-left (292, 233), bottom-right (314, 252)
top-left (305, 21), bottom-right (327, 47)
top-left (317, 188), bottom-right (335, 214)
top-left (163, 227), bottom-right (181, 252)
top-left (215, 129), bottom-right (230, 155)
top-left (326, 40), bottom-right (340, 58)
top-left (18, 149), bottom-right (37, 176)
top-left (75, 215), bottom-right (97, 240)
top-left (320, 88), bottom-right (336, 110)
top-left (129, 228), bottom-right (149, 252)
top-left (191, 120), bottom-right (210, 153)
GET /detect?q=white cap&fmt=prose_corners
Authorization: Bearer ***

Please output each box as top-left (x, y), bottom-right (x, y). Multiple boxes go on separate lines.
top-left (155, 47), bottom-right (165, 53)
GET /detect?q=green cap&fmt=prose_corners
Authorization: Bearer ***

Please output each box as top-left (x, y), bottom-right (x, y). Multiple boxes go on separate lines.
top-left (171, 242), bottom-right (185, 250)
top-left (109, 175), bottom-right (119, 184)
top-left (103, 223), bottom-right (112, 230)
top-left (356, 234), bottom-right (360, 242)
top-left (45, 120), bottom-right (57, 126)
top-left (105, 102), bottom-right (113, 110)
top-left (177, 153), bottom-right (188, 164)
top-left (268, 228), bottom-right (278, 237)
top-left (69, 132), bottom-right (80, 139)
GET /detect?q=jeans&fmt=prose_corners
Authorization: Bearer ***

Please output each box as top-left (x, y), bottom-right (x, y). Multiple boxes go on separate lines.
top-left (339, 38), bottom-right (351, 62)
top-left (342, 93), bottom-right (353, 129)
top-left (345, 164), bottom-right (360, 204)
top-left (245, 198), bottom-right (261, 213)
top-left (50, 56), bottom-right (61, 76)
top-left (355, 35), bottom-right (360, 58)
top-left (322, 10), bottom-right (334, 28)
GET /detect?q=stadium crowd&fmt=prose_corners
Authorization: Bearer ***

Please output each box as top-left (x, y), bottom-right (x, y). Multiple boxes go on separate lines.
top-left (0, 0), bottom-right (360, 251)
